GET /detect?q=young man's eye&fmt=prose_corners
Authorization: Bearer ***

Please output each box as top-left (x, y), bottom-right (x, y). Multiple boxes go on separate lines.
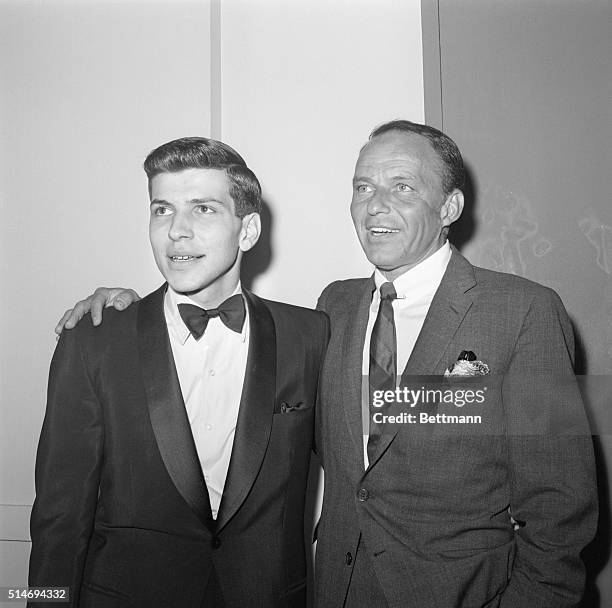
top-left (195, 204), bottom-right (214, 214)
top-left (152, 206), bottom-right (171, 216)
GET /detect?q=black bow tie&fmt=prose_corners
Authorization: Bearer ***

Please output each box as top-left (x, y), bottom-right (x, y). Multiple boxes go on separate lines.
top-left (177, 294), bottom-right (246, 339)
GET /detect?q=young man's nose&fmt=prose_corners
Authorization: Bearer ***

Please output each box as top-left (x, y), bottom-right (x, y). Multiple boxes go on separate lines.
top-left (168, 213), bottom-right (194, 240)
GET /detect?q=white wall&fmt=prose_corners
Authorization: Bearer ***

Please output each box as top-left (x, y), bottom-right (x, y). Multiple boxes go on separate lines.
top-left (220, 0), bottom-right (424, 306)
top-left (0, 0), bottom-right (213, 592)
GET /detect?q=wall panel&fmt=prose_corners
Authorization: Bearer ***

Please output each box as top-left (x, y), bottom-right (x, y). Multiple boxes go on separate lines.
top-left (0, 0), bottom-right (212, 593)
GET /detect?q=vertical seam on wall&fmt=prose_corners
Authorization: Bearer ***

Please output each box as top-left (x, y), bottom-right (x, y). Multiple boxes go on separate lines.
top-left (436, 0), bottom-right (443, 130)
top-left (210, 0), bottom-right (222, 139)
top-left (421, 0), bottom-right (443, 130)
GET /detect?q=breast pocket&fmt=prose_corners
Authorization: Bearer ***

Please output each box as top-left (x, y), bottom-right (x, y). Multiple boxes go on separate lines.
top-left (267, 406), bottom-right (315, 469)
top-left (272, 405), bottom-right (315, 438)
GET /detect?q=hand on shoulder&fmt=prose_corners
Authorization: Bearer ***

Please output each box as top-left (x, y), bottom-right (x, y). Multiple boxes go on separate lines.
top-left (55, 287), bottom-right (141, 336)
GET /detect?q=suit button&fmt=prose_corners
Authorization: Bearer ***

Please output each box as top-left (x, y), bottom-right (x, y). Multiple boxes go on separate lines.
top-left (345, 552), bottom-right (353, 565)
top-left (357, 488), bottom-right (369, 502)
top-left (212, 536), bottom-right (221, 549)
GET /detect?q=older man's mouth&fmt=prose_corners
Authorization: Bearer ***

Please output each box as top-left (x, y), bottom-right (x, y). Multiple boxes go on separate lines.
top-left (368, 226), bottom-right (400, 235)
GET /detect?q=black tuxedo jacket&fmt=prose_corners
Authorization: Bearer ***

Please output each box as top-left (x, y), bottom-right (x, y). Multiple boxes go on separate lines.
top-left (29, 286), bottom-right (329, 608)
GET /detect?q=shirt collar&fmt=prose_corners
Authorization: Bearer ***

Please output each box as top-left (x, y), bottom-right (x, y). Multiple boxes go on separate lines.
top-left (164, 282), bottom-right (246, 345)
top-left (374, 241), bottom-right (452, 299)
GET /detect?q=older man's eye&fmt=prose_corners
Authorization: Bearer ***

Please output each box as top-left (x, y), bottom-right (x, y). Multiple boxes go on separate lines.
top-left (397, 183), bottom-right (413, 192)
top-left (356, 184), bottom-right (371, 194)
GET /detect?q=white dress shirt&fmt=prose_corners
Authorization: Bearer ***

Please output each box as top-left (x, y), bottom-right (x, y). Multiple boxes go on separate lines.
top-left (164, 284), bottom-right (249, 518)
top-left (362, 242), bottom-right (452, 467)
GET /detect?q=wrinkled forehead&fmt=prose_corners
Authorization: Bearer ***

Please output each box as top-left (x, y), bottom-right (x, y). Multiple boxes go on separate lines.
top-left (354, 131), bottom-right (443, 181)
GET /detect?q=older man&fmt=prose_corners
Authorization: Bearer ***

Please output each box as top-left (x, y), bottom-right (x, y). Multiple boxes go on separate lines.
top-left (314, 120), bottom-right (596, 607)
top-left (57, 120), bottom-right (597, 608)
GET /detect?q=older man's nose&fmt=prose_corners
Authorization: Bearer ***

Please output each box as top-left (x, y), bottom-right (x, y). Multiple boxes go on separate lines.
top-left (367, 191), bottom-right (391, 214)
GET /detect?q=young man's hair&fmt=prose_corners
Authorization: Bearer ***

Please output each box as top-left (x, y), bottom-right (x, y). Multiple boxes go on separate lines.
top-left (144, 137), bottom-right (262, 217)
top-left (369, 120), bottom-right (465, 195)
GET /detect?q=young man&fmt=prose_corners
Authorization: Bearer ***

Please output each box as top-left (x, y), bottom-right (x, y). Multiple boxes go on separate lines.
top-left (30, 137), bottom-right (328, 607)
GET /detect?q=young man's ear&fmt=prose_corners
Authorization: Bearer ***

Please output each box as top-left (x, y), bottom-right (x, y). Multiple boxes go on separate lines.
top-left (239, 212), bottom-right (261, 252)
top-left (440, 189), bottom-right (464, 227)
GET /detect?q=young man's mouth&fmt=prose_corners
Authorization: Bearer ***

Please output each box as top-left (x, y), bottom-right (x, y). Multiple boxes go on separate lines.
top-left (168, 254), bottom-right (204, 262)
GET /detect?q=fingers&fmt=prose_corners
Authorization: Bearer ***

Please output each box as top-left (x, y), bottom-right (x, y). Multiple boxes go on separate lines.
top-left (54, 287), bottom-right (141, 335)
top-left (112, 289), bottom-right (141, 311)
top-left (90, 287), bottom-right (113, 326)
top-left (91, 287), bottom-right (141, 323)
top-left (55, 309), bottom-right (74, 336)
top-left (55, 298), bottom-right (94, 333)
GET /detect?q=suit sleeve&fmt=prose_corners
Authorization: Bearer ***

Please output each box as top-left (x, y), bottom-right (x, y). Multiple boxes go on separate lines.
top-left (313, 285), bottom-right (333, 459)
top-left (500, 289), bottom-right (597, 608)
top-left (28, 327), bottom-right (103, 607)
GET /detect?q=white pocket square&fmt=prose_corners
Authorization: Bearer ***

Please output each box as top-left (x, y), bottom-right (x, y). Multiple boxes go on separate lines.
top-left (444, 350), bottom-right (490, 377)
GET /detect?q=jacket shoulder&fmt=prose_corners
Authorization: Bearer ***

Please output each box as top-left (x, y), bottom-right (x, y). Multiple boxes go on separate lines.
top-left (258, 297), bottom-right (330, 354)
top-left (471, 265), bottom-right (566, 310)
top-left (473, 265), bottom-right (550, 293)
top-left (70, 303), bottom-right (139, 343)
top-left (67, 286), bottom-right (162, 346)
top-left (261, 297), bottom-right (328, 331)
top-left (317, 278), bottom-right (370, 313)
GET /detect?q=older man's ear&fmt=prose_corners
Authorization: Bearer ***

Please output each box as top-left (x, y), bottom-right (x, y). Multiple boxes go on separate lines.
top-left (55, 287), bottom-right (141, 336)
top-left (440, 189), bottom-right (464, 227)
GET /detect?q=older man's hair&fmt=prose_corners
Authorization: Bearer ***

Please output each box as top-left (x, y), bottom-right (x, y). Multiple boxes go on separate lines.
top-left (370, 120), bottom-right (465, 194)
top-left (144, 137), bottom-right (262, 218)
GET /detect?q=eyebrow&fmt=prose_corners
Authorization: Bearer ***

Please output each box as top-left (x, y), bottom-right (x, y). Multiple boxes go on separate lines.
top-left (189, 197), bottom-right (226, 206)
top-left (149, 197), bottom-right (227, 206)
top-left (352, 173), bottom-right (416, 184)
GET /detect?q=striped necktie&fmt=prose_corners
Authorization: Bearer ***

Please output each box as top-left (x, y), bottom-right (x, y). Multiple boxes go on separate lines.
top-left (368, 281), bottom-right (397, 464)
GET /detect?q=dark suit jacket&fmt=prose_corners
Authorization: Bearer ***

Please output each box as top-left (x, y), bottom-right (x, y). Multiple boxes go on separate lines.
top-left (29, 285), bottom-right (329, 608)
top-left (315, 247), bottom-right (597, 608)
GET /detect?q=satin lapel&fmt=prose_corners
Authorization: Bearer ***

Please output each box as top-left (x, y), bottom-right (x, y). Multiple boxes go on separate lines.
top-left (340, 278), bottom-right (375, 473)
top-left (215, 290), bottom-right (276, 532)
top-left (366, 249), bottom-right (477, 469)
top-left (138, 284), bottom-right (213, 529)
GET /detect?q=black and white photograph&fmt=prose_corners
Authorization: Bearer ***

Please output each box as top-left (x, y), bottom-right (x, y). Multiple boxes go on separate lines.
top-left (0, 1), bottom-right (610, 607)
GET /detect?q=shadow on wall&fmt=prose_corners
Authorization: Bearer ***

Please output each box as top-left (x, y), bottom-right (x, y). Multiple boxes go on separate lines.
top-left (449, 162), bottom-right (477, 250)
top-left (242, 198), bottom-right (273, 291)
